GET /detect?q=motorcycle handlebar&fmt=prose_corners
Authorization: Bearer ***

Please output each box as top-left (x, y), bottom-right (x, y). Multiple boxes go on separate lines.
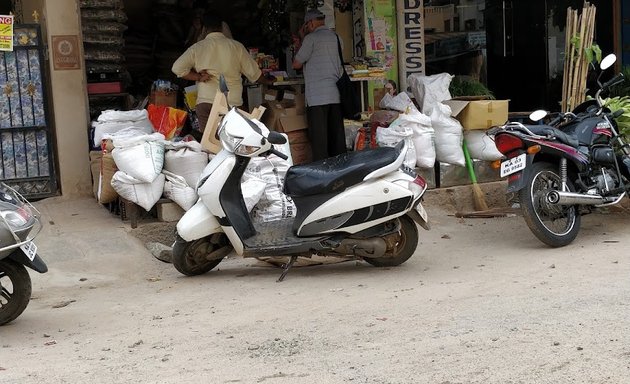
top-left (602, 73), bottom-right (625, 91)
top-left (269, 147), bottom-right (288, 160)
top-left (612, 109), bottom-right (625, 119)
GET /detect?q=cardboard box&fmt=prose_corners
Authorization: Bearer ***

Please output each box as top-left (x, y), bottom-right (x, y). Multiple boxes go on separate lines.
top-left (442, 99), bottom-right (509, 130)
top-left (290, 142), bottom-right (312, 165)
top-left (286, 129), bottom-right (309, 144)
top-left (261, 101), bottom-right (307, 133)
top-left (150, 90), bottom-right (177, 107)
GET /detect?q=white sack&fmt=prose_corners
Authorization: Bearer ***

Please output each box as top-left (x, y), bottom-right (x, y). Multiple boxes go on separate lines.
top-left (240, 175), bottom-right (267, 213)
top-left (464, 131), bottom-right (504, 161)
top-left (111, 171), bottom-right (166, 211)
top-left (376, 121), bottom-right (417, 169)
top-left (163, 171), bottom-right (198, 211)
top-left (112, 133), bottom-right (165, 183)
top-left (408, 73), bottom-right (454, 115)
top-left (93, 109), bottom-right (155, 147)
top-left (379, 92), bottom-right (419, 113)
top-left (246, 156), bottom-right (296, 223)
top-left (395, 112), bottom-right (436, 168)
top-left (431, 103), bottom-right (465, 167)
top-left (164, 144), bottom-right (209, 189)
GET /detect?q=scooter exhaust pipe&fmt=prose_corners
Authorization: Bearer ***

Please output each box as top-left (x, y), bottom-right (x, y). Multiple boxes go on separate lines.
top-left (333, 238), bottom-right (387, 258)
top-left (546, 190), bottom-right (604, 206)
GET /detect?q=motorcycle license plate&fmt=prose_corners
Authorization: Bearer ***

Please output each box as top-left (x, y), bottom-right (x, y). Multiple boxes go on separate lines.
top-left (500, 154), bottom-right (526, 177)
top-left (20, 241), bottom-right (37, 261)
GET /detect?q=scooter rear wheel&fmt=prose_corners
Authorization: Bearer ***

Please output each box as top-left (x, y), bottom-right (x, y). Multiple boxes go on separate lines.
top-left (172, 236), bottom-right (225, 276)
top-left (364, 215), bottom-right (419, 267)
top-left (0, 259), bottom-right (32, 326)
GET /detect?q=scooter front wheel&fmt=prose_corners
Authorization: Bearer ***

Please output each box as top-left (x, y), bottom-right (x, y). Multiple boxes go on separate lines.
top-left (0, 259), bottom-right (32, 326)
top-left (172, 235), bottom-right (227, 276)
top-left (364, 215), bottom-right (419, 267)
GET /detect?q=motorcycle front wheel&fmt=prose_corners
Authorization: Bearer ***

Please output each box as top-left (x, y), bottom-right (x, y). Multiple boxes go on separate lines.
top-left (519, 161), bottom-right (581, 247)
top-left (172, 235), bottom-right (228, 276)
top-left (0, 259), bottom-right (32, 326)
top-left (364, 215), bottom-right (419, 267)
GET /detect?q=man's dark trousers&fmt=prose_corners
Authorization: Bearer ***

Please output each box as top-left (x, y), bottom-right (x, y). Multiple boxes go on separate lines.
top-left (306, 103), bottom-right (346, 161)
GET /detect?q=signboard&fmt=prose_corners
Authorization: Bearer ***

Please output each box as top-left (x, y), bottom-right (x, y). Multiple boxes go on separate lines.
top-left (0, 15), bottom-right (14, 51)
top-left (51, 35), bottom-right (81, 70)
top-left (396, 0), bottom-right (425, 92)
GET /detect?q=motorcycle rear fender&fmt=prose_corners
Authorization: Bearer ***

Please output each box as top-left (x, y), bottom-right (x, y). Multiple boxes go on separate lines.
top-left (176, 200), bottom-right (223, 242)
top-left (7, 249), bottom-right (47, 273)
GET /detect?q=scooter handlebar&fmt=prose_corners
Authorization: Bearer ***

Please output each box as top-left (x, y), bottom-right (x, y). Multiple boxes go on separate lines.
top-left (269, 147), bottom-right (288, 160)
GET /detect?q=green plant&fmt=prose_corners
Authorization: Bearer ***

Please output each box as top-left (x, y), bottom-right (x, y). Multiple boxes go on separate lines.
top-left (449, 77), bottom-right (495, 99)
top-left (603, 96), bottom-right (630, 139)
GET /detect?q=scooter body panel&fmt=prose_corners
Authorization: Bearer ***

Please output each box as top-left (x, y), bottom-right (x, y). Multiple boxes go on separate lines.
top-left (298, 171), bottom-right (416, 236)
top-left (176, 200), bottom-right (223, 242)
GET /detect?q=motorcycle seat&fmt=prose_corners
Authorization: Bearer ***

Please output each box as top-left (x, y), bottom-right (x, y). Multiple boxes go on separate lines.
top-left (526, 124), bottom-right (579, 148)
top-left (283, 143), bottom-right (402, 198)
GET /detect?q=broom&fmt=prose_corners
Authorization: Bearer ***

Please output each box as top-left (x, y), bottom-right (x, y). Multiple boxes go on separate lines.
top-left (462, 139), bottom-right (489, 211)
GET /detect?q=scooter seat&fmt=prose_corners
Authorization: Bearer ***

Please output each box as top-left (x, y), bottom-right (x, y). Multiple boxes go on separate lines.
top-left (283, 145), bottom-right (401, 197)
top-left (526, 124), bottom-right (579, 148)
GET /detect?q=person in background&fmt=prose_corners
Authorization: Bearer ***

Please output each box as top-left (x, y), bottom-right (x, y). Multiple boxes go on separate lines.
top-left (292, 9), bottom-right (346, 161)
top-left (172, 13), bottom-right (273, 133)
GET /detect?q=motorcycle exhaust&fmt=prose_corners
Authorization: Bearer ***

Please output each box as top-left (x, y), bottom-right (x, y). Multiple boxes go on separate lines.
top-left (546, 190), bottom-right (604, 206)
top-left (333, 238), bottom-right (387, 258)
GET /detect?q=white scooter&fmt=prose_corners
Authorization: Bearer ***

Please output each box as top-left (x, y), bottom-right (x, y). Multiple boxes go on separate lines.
top-left (173, 79), bottom-right (430, 281)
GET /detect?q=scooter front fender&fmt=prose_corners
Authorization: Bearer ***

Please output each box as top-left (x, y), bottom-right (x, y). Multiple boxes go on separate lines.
top-left (7, 249), bottom-right (47, 273)
top-left (176, 200), bottom-right (223, 242)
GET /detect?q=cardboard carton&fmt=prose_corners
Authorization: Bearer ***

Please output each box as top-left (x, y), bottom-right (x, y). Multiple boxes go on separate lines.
top-left (261, 101), bottom-right (308, 133)
top-left (290, 142), bottom-right (312, 165)
top-left (286, 129), bottom-right (309, 145)
top-left (442, 99), bottom-right (509, 130)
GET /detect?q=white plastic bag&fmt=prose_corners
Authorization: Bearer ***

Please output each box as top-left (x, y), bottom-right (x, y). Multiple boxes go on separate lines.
top-left (111, 171), bottom-right (165, 211)
top-left (246, 156), bottom-right (296, 223)
top-left (112, 133), bottom-right (165, 183)
top-left (408, 73), bottom-right (454, 115)
top-left (395, 112), bottom-right (436, 168)
top-left (376, 121), bottom-right (417, 169)
top-left (464, 131), bottom-right (504, 161)
top-left (431, 103), bottom-right (465, 167)
top-left (379, 92), bottom-right (419, 113)
top-left (163, 171), bottom-right (198, 211)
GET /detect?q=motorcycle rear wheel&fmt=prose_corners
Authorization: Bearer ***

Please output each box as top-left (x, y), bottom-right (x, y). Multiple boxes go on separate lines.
top-left (0, 259), bottom-right (32, 326)
top-left (172, 235), bottom-right (226, 276)
top-left (364, 215), bottom-right (419, 267)
top-left (519, 161), bottom-right (581, 247)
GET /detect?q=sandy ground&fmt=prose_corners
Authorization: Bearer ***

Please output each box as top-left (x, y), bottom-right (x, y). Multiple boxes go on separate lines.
top-left (1, 190), bottom-right (630, 383)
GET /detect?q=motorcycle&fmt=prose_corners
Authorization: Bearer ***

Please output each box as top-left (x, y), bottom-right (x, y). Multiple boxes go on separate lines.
top-left (172, 77), bottom-right (430, 281)
top-left (0, 182), bottom-right (46, 325)
top-left (493, 53), bottom-right (628, 247)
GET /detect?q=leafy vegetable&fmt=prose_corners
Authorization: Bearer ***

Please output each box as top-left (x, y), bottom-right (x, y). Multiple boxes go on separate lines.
top-left (449, 77), bottom-right (495, 99)
top-left (603, 96), bottom-right (630, 139)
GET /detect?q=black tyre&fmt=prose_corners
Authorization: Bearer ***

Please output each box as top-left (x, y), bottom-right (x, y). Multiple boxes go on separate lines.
top-left (0, 259), bottom-right (32, 326)
top-left (172, 235), bottom-right (226, 276)
top-left (519, 161), bottom-right (581, 247)
top-left (364, 215), bottom-right (419, 267)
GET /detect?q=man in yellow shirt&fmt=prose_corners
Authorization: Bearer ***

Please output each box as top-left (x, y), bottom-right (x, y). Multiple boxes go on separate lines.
top-left (172, 14), bottom-right (273, 132)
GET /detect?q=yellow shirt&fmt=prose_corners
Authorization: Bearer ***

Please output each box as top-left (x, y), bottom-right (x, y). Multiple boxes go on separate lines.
top-left (172, 32), bottom-right (261, 106)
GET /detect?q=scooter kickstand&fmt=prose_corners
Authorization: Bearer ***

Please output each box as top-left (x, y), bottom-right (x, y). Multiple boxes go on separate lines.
top-left (277, 256), bottom-right (298, 282)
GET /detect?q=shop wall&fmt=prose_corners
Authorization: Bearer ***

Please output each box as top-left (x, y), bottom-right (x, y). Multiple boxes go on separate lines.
top-left (25, 0), bottom-right (92, 197)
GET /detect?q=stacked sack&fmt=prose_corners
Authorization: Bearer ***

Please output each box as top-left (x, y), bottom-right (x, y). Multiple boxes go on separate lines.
top-left (91, 109), bottom-right (154, 149)
top-left (163, 141), bottom-right (209, 210)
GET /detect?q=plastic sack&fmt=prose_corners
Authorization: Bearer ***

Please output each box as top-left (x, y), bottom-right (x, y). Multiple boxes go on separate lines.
top-left (376, 122), bottom-right (417, 169)
top-left (408, 73), bottom-right (454, 115)
top-left (431, 103), bottom-right (465, 167)
top-left (395, 112), bottom-right (436, 168)
top-left (111, 172), bottom-right (166, 212)
top-left (464, 131), bottom-right (503, 161)
top-left (112, 133), bottom-right (165, 183)
top-left (246, 156), bottom-right (296, 223)
top-left (147, 104), bottom-right (188, 140)
top-left (164, 141), bottom-right (209, 188)
top-left (162, 171), bottom-right (197, 211)
top-left (92, 109), bottom-right (154, 147)
top-left (240, 175), bottom-right (268, 213)
top-left (98, 151), bottom-right (118, 204)
top-left (379, 92), bottom-right (418, 113)
top-left (354, 125), bottom-right (379, 151)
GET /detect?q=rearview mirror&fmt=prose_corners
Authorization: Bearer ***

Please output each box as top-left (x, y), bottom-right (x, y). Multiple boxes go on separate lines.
top-left (219, 74), bottom-right (229, 94)
top-left (529, 110), bottom-right (547, 122)
top-left (600, 54), bottom-right (616, 71)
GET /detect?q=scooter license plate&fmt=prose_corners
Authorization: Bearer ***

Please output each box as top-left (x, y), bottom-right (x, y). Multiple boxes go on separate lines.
top-left (20, 241), bottom-right (37, 261)
top-left (500, 154), bottom-right (526, 177)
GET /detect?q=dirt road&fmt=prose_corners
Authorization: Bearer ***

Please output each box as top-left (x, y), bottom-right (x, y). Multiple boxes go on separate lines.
top-left (1, 195), bottom-right (630, 383)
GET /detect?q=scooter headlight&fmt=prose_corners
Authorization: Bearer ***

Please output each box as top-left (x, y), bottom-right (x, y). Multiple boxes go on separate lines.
top-left (234, 144), bottom-right (261, 156)
top-left (218, 125), bottom-right (243, 152)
